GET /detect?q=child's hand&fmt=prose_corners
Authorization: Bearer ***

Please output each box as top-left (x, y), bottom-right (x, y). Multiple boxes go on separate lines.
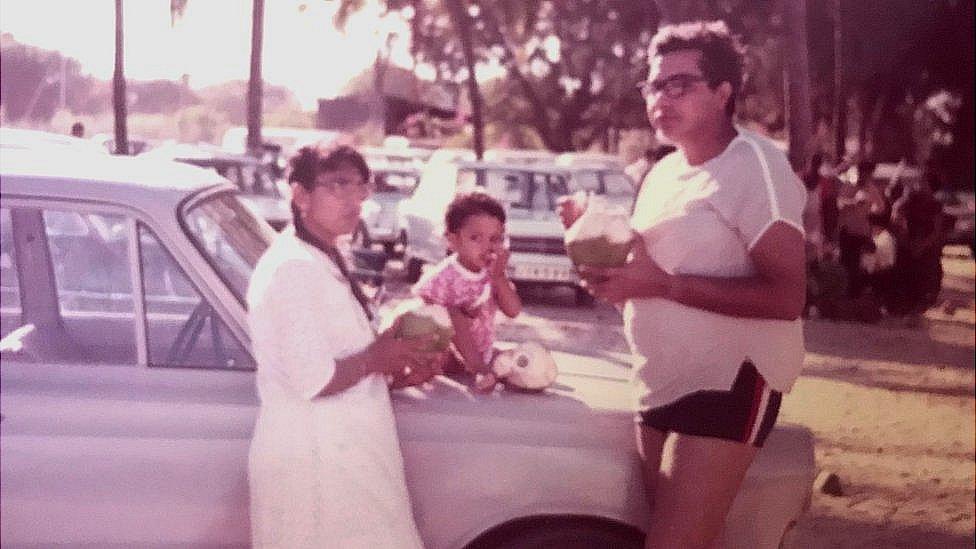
top-left (487, 247), bottom-right (511, 282)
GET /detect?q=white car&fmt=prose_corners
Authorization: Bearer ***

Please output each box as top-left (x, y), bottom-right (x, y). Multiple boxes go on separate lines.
top-left (142, 142), bottom-right (292, 231)
top-left (399, 159), bottom-right (635, 305)
top-left (0, 149), bottom-right (815, 548)
top-left (355, 160), bottom-right (423, 256)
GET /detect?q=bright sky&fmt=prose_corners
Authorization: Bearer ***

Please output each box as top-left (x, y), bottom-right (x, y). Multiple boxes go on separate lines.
top-left (0, 0), bottom-right (415, 109)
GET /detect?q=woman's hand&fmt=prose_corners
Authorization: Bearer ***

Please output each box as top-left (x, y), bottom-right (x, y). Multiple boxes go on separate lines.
top-left (577, 233), bottom-right (670, 304)
top-left (369, 317), bottom-right (446, 386)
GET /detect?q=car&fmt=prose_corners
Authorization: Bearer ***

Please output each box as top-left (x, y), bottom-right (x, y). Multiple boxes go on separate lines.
top-left (142, 142), bottom-right (292, 231)
top-left (354, 159), bottom-right (423, 256)
top-left (0, 127), bottom-right (109, 156)
top-left (399, 158), bottom-right (635, 304)
top-left (0, 148), bottom-right (816, 548)
top-left (220, 126), bottom-right (347, 159)
top-left (936, 189), bottom-right (975, 254)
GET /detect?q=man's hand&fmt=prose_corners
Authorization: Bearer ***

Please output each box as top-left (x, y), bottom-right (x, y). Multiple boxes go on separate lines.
top-left (556, 192), bottom-right (588, 229)
top-left (577, 233), bottom-right (670, 304)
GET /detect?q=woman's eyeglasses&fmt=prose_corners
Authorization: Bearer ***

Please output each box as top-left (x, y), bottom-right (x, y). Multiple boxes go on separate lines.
top-left (314, 176), bottom-right (374, 195)
top-left (638, 74), bottom-right (708, 100)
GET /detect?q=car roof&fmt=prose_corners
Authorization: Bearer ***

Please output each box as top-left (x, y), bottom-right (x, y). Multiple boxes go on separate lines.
top-left (0, 127), bottom-right (110, 156)
top-left (447, 159), bottom-right (570, 175)
top-left (0, 148), bottom-right (229, 205)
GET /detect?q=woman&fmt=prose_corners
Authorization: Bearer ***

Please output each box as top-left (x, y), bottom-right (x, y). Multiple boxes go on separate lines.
top-left (247, 144), bottom-right (442, 548)
top-left (560, 22), bottom-right (806, 549)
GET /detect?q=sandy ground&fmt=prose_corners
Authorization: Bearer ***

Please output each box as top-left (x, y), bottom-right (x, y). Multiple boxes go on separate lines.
top-left (378, 244), bottom-right (975, 548)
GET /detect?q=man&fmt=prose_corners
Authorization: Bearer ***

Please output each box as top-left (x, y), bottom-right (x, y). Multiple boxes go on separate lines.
top-left (559, 21), bottom-right (806, 548)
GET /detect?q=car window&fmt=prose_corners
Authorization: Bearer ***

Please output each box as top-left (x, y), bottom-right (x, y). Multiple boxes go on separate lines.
top-left (181, 191), bottom-right (273, 304)
top-left (0, 207), bottom-right (21, 339)
top-left (43, 209), bottom-right (138, 363)
top-left (373, 171), bottom-right (419, 194)
top-left (139, 225), bottom-right (254, 370)
top-left (569, 171), bottom-right (601, 194)
top-left (481, 169), bottom-right (569, 211)
top-left (603, 172), bottom-right (635, 197)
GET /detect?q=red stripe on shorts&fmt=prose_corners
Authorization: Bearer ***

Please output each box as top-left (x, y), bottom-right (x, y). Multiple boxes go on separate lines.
top-left (742, 373), bottom-right (766, 443)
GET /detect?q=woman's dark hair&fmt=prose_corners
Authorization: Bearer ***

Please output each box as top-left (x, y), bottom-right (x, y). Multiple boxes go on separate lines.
top-left (287, 143), bottom-right (374, 320)
top-left (649, 20), bottom-right (744, 117)
top-left (287, 143), bottom-right (370, 191)
top-left (445, 192), bottom-right (506, 234)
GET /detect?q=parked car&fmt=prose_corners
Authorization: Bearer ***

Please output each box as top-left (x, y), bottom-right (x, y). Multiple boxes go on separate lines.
top-left (0, 127), bottom-right (109, 156)
top-left (936, 189), bottom-right (975, 254)
top-left (0, 149), bottom-right (815, 548)
top-left (399, 158), bottom-right (635, 304)
top-left (220, 126), bottom-right (346, 159)
top-left (142, 143), bottom-right (292, 231)
top-left (354, 159), bottom-right (423, 256)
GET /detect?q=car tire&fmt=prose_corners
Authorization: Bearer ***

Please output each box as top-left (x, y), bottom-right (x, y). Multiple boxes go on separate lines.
top-left (575, 286), bottom-right (596, 307)
top-left (467, 517), bottom-right (643, 549)
top-left (405, 257), bottom-right (425, 283)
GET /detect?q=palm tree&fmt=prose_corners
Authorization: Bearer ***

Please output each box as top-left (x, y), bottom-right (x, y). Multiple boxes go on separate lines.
top-left (444, 0), bottom-right (484, 159)
top-left (246, 0), bottom-right (265, 157)
top-left (113, 0), bottom-right (129, 155)
top-left (170, 0), bottom-right (264, 157)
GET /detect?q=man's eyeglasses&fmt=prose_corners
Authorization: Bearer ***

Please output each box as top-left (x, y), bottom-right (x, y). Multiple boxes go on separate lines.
top-left (638, 74), bottom-right (708, 100)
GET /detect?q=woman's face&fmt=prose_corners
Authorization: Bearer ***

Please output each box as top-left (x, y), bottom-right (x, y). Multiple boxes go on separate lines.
top-left (292, 163), bottom-right (371, 244)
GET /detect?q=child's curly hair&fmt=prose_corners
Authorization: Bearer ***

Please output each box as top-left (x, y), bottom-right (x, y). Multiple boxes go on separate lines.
top-left (445, 191), bottom-right (506, 234)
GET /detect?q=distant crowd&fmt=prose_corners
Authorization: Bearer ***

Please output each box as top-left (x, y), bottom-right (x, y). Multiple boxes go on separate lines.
top-left (800, 155), bottom-right (950, 325)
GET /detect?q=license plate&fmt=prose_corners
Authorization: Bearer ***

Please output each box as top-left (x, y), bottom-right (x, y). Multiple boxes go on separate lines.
top-left (509, 263), bottom-right (577, 283)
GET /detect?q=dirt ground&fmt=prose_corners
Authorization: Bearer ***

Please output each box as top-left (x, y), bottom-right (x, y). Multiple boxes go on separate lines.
top-left (380, 244), bottom-right (975, 548)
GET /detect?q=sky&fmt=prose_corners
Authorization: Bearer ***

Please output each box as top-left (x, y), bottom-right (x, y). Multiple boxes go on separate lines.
top-left (0, 0), bottom-right (416, 109)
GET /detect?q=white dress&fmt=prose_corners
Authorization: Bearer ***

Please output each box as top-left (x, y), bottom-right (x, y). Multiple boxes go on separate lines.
top-left (246, 229), bottom-right (425, 549)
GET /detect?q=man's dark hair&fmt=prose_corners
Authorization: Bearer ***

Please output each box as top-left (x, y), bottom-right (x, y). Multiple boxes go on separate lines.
top-left (649, 20), bottom-right (744, 117)
top-left (445, 192), bottom-right (506, 234)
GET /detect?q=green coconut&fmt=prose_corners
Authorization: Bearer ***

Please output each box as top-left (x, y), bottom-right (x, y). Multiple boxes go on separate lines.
top-left (394, 305), bottom-right (454, 352)
top-left (566, 236), bottom-right (632, 268)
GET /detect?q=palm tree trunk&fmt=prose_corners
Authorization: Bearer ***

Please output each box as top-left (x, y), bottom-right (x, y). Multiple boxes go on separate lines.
top-left (246, 0), bottom-right (265, 158)
top-left (445, 0), bottom-right (484, 159)
top-left (113, 0), bottom-right (129, 155)
top-left (784, 0), bottom-right (813, 170)
top-left (832, 0), bottom-right (846, 161)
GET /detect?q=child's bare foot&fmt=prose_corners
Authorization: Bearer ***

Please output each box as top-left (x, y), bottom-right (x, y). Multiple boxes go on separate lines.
top-left (473, 372), bottom-right (498, 393)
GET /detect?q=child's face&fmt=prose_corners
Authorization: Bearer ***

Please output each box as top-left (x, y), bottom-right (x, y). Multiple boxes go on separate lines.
top-left (446, 213), bottom-right (505, 272)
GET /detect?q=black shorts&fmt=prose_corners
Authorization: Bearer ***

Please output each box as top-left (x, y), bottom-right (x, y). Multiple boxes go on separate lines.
top-left (637, 361), bottom-right (782, 448)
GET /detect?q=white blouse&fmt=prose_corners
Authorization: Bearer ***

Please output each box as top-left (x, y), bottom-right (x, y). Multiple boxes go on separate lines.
top-left (246, 228), bottom-right (424, 548)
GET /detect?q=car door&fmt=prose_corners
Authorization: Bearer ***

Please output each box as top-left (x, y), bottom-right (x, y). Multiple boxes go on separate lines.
top-left (0, 200), bottom-right (257, 547)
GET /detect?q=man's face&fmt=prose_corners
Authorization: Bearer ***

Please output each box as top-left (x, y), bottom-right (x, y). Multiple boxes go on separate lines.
top-left (644, 49), bottom-right (730, 145)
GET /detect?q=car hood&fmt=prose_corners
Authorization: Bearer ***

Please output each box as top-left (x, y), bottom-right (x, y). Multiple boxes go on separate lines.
top-left (391, 349), bottom-right (636, 449)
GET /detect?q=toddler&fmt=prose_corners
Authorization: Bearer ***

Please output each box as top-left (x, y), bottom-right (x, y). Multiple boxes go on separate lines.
top-left (412, 192), bottom-right (523, 391)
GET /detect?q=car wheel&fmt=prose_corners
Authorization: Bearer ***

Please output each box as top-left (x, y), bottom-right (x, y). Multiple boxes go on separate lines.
top-left (405, 256), bottom-right (424, 283)
top-left (575, 286), bottom-right (596, 307)
top-left (468, 517), bottom-right (643, 549)
top-left (352, 221), bottom-right (371, 249)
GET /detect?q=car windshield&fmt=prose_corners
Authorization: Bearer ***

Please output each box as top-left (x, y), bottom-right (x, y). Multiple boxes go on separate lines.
top-left (461, 168), bottom-right (570, 212)
top-left (373, 170), bottom-right (420, 194)
top-left (180, 191), bottom-right (274, 303)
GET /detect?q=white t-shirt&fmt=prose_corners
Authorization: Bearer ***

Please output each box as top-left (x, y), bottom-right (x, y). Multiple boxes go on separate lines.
top-left (247, 228), bottom-right (424, 548)
top-left (626, 129), bottom-right (807, 410)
